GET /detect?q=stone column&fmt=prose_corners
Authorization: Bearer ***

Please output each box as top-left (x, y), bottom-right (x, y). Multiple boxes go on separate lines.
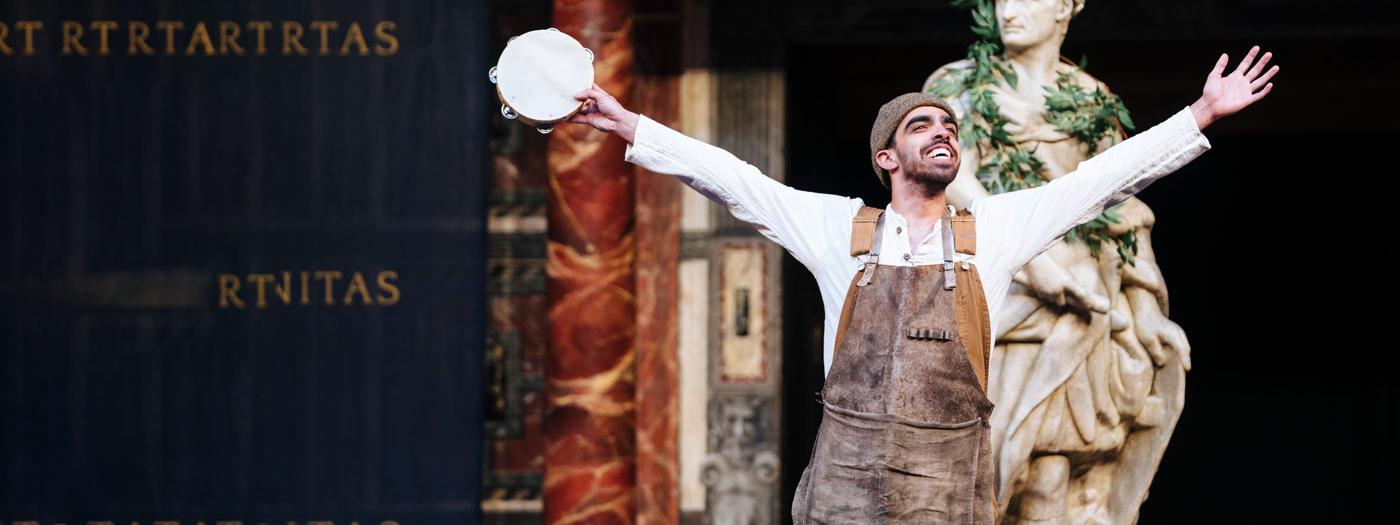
top-left (544, 0), bottom-right (637, 524)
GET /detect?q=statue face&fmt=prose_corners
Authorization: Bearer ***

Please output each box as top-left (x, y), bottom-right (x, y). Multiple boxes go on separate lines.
top-left (884, 106), bottom-right (960, 188)
top-left (996, 0), bottom-right (1069, 51)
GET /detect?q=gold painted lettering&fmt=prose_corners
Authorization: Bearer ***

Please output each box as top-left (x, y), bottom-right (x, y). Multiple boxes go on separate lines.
top-left (343, 271), bottom-right (372, 305)
top-left (300, 270), bottom-right (311, 304)
top-left (185, 22), bottom-right (215, 55)
top-left (376, 270), bottom-right (400, 305)
top-left (218, 274), bottom-right (245, 308)
top-left (373, 21), bottom-right (397, 56)
top-left (128, 21), bottom-right (155, 55)
top-left (62, 21), bottom-right (88, 55)
top-left (282, 21), bottom-right (307, 55)
top-left (15, 21), bottom-right (42, 55)
top-left (314, 270), bottom-right (343, 305)
top-left (90, 21), bottom-right (117, 55)
top-left (247, 273), bottom-right (275, 308)
top-left (247, 21), bottom-right (271, 55)
top-left (273, 271), bottom-right (292, 304)
top-left (155, 21), bottom-right (184, 55)
top-left (309, 20), bottom-right (337, 55)
top-left (218, 21), bottom-right (245, 55)
top-left (0, 22), bottom-right (12, 56)
top-left (339, 22), bottom-right (368, 55)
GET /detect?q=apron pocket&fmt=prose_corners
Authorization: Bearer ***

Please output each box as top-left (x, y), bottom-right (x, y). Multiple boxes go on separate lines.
top-left (883, 418), bottom-right (982, 523)
top-left (802, 408), bottom-right (887, 521)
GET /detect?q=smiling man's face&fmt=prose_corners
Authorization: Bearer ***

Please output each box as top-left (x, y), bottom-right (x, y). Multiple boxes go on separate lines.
top-left (884, 105), bottom-right (960, 189)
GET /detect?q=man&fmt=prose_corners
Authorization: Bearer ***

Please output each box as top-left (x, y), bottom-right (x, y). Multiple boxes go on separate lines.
top-left (566, 47), bottom-right (1276, 523)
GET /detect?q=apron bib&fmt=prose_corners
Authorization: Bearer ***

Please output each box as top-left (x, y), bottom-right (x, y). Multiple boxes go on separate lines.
top-left (792, 205), bottom-right (998, 524)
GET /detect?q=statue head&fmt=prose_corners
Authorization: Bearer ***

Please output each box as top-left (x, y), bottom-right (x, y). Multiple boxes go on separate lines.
top-left (870, 93), bottom-right (961, 190)
top-left (997, 0), bottom-right (1085, 52)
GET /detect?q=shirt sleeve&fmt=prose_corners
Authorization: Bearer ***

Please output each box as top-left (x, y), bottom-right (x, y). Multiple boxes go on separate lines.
top-left (624, 113), bottom-right (858, 270)
top-left (973, 106), bottom-right (1211, 274)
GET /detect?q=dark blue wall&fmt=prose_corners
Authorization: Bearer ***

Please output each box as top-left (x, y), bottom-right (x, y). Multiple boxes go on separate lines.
top-left (0, 2), bottom-right (489, 524)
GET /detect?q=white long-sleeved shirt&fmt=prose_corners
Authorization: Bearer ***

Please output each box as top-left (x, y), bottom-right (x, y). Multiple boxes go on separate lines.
top-left (623, 107), bottom-right (1211, 377)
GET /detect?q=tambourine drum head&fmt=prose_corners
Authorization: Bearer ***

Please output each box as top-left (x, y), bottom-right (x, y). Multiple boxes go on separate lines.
top-left (495, 30), bottom-right (594, 125)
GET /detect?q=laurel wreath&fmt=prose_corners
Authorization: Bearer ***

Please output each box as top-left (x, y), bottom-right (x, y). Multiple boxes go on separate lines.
top-left (926, 0), bottom-right (1141, 265)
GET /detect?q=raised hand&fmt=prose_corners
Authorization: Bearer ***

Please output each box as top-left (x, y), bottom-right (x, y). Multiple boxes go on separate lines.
top-left (565, 82), bottom-right (640, 143)
top-left (1189, 45), bottom-right (1279, 129)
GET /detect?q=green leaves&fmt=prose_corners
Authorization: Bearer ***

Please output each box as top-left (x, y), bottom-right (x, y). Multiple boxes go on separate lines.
top-left (945, 0), bottom-right (1143, 266)
top-left (966, 0), bottom-right (1000, 41)
top-left (1042, 69), bottom-right (1134, 156)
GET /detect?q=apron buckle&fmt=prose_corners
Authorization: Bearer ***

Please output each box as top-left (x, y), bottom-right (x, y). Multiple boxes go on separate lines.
top-left (857, 256), bottom-right (879, 287)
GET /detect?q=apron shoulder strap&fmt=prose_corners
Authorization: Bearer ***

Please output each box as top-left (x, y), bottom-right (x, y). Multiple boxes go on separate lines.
top-left (952, 207), bottom-right (976, 256)
top-left (849, 205), bottom-right (885, 256)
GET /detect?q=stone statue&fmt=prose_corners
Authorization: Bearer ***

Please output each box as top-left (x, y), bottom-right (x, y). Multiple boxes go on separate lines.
top-left (700, 396), bottom-right (780, 525)
top-left (924, 1), bottom-right (1191, 522)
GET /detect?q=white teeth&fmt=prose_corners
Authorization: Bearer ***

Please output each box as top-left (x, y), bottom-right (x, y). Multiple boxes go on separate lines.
top-left (927, 146), bottom-right (951, 159)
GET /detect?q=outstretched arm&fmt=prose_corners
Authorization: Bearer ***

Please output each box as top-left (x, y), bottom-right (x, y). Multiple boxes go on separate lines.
top-left (564, 83), bottom-right (856, 271)
top-left (980, 47), bottom-right (1278, 275)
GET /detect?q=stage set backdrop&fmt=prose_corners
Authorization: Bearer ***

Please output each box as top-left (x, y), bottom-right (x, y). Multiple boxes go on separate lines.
top-left (1, 1), bottom-right (490, 524)
top-left (5, 1), bottom-right (1398, 525)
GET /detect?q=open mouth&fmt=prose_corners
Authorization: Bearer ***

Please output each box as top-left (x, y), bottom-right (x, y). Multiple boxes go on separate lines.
top-left (924, 144), bottom-right (954, 160)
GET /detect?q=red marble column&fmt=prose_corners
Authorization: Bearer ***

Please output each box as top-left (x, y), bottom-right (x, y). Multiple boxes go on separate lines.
top-left (545, 1), bottom-right (637, 524)
top-left (633, 73), bottom-right (681, 525)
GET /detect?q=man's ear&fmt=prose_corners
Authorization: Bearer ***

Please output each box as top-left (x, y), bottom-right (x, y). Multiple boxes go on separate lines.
top-left (876, 149), bottom-right (899, 172)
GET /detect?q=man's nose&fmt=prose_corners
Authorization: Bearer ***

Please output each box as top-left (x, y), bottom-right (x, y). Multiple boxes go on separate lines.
top-left (932, 125), bottom-right (951, 141)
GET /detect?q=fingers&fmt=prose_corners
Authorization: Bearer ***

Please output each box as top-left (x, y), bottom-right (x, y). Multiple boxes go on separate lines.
top-left (1251, 64), bottom-right (1279, 89)
top-left (1250, 82), bottom-right (1274, 102)
top-left (1063, 283), bottom-right (1110, 314)
top-left (1232, 45), bottom-right (1260, 76)
top-left (574, 86), bottom-right (604, 101)
top-left (1210, 53), bottom-right (1229, 77)
top-left (566, 112), bottom-right (604, 129)
top-left (1246, 50), bottom-right (1273, 79)
top-left (574, 83), bottom-right (611, 101)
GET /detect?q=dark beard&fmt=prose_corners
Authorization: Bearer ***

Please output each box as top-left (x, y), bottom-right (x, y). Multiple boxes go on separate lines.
top-left (895, 147), bottom-right (958, 191)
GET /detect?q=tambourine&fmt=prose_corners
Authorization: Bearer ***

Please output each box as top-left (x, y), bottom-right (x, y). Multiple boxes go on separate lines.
top-left (488, 28), bottom-right (595, 134)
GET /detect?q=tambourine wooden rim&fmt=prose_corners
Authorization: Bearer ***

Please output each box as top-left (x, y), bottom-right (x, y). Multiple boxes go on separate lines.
top-left (489, 28), bottom-right (595, 134)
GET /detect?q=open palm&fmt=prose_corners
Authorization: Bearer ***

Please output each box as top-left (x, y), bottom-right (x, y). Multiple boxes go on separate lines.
top-left (1198, 46), bottom-right (1279, 125)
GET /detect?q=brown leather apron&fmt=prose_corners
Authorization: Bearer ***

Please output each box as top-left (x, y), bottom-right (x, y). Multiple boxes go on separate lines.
top-left (791, 205), bottom-right (998, 524)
